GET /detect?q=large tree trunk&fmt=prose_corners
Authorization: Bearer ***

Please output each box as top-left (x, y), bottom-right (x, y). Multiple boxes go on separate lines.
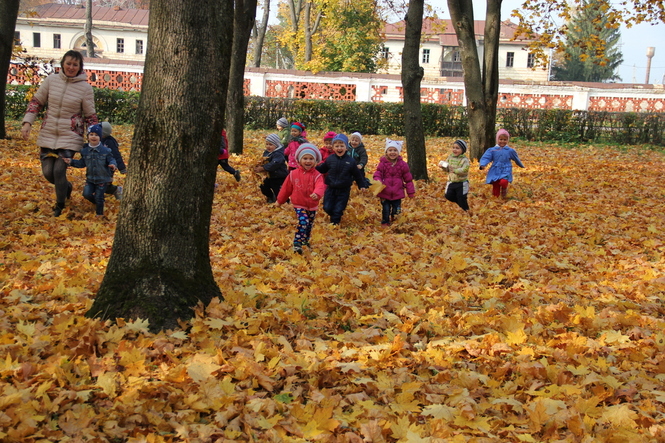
top-left (401, 0), bottom-right (428, 181)
top-left (85, 0), bottom-right (95, 58)
top-left (483, 0), bottom-right (502, 152)
top-left (251, 0), bottom-right (270, 67)
top-left (87, 0), bottom-right (234, 332)
top-left (0, 0), bottom-right (20, 140)
top-left (303, 1), bottom-right (322, 64)
top-left (226, 0), bottom-right (257, 155)
top-left (448, 0), bottom-right (486, 160)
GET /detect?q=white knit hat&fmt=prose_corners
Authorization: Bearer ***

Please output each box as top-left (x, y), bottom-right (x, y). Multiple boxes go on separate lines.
top-left (385, 138), bottom-right (403, 153)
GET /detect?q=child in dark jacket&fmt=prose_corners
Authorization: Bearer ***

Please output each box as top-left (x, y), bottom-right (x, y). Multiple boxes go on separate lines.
top-left (64, 124), bottom-right (117, 216)
top-left (315, 133), bottom-right (369, 225)
top-left (348, 132), bottom-right (370, 186)
top-left (254, 133), bottom-right (288, 203)
top-left (101, 122), bottom-right (126, 200)
top-left (277, 144), bottom-right (326, 254)
top-left (373, 138), bottom-right (415, 226)
top-left (218, 129), bottom-right (241, 182)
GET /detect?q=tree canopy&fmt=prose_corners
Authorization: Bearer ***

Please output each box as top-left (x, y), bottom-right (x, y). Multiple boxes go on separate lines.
top-left (550, 0), bottom-right (623, 82)
top-left (275, 0), bottom-right (384, 73)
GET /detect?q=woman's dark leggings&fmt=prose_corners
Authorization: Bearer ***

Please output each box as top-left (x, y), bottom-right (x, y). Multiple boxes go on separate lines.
top-left (40, 149), bottom-right (74, 207)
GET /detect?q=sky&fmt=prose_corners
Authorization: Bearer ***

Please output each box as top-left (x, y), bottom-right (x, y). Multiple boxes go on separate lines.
top-left (428, 0), bottom-right (665, 84)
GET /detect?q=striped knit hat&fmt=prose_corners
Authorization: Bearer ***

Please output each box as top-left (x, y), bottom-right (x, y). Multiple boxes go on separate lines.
top-left (296, 143), bottom-right (322, 164)
top-left (266, 133), bottom-right (282, 149)
top-left (276, 117), bottom-right (289, 128)
top-left (454, 139), bottom-right (468, 154)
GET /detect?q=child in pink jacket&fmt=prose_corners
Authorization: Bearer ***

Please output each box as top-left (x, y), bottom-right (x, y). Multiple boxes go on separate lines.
top-left (283, 121), bottom-right (308, 170)
top-left (277, 144), bottom-right (326, 254)
top-left (373, 139), bottom-right (416, 226)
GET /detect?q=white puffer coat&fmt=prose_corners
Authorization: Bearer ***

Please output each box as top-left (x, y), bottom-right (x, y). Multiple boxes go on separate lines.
top-left (22, 71), bottom-right (98, 152)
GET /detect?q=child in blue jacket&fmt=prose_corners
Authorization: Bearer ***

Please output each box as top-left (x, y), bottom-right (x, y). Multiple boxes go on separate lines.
top-left (315, 133), bottom-right (368, 225)
top-left (479, 129), bottom-right (525, 199)
top-left (64, 124), bottom-right (117, 215)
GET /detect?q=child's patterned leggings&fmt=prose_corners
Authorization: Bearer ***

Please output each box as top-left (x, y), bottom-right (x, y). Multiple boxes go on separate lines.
top-left (491, 179), bottom-right (509, 197)
top-left (294, 208), bottom-right (316, 247)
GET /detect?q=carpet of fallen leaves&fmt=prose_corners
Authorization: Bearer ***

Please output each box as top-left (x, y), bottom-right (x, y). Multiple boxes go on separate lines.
top-left (2, 121), bottom-right (665, 443)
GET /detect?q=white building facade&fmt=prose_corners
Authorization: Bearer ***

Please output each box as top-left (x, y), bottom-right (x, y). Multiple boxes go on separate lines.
top-left (380, 18), bottom-right (549, 82)
top-left (15, 3), bottom-right (148, 63)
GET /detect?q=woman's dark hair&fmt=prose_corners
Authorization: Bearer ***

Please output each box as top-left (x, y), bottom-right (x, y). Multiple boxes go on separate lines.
top-left (60, 50), bottom-right (84, 76)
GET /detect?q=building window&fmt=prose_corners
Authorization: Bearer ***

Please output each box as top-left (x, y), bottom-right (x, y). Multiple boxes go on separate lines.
top-left (14, 31), bottom-right (20, 46)
top-left (136, 39), bottom-right (144, 55)
top-left (527, 53), bottom-right (535, 68)
top-left (381, 46), bottom-right (389, 59)
top-left (33, 33), bottom-right (41, 48)
top-left (117, 38), bottom-right (124, 53)
top-left (422, 49), bottom-right (430, 64)
top-left (452, 50), bottom-right (461, 62)
top-left (53, 34), bottom-right (61, 49)
top-left (506, 52), bottom-right (514, 67)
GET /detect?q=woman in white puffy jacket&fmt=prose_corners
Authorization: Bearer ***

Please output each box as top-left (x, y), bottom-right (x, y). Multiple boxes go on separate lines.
top-left (21, 50), bottom-right (98, 217)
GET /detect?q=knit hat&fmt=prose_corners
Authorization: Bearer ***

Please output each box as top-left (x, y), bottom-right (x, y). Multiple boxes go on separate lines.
top-left (385, 138), bottom-right (403, 153)
top-left (496, 129), bottom-right (510, 143)
top-left (291, 122), bottom-right (305, 133)
top-left (88, 124), bottom-right (103, 138)
top-left (323, 131), bottom-right (337, 141)
top-left (101, 121), bottom-right (112, 139)
top-left (332, 133), bottom-right (349, 149)
top-left (454, 139), bottom-right (468, 154)
top-left (296, 143), bottom-right (322, 164)
top-left (266, 133), bottom-right (282, 149)
top-left (277, 117), bottom-right (289, 128)
top-left (350, 132), bottom-right (363, 142)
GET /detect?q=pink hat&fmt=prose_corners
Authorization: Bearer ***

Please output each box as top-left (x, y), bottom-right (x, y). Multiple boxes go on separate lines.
top-left (323, 131), bottom-right (337, 141)
top-left (295, 143), bottom-right (322, 164)
top-left (496, 129), bottom-right (510, 143)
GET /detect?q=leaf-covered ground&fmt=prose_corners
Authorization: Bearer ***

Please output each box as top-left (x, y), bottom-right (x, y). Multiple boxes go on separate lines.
top-left (1, 122), bottom-right (665, 442)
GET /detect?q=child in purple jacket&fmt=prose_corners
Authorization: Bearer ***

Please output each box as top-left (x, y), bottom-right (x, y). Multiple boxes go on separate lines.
top-left (373, 139), bottom-right (416, 226)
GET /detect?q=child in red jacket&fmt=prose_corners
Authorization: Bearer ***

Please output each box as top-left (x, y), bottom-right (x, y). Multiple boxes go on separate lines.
top-left (277, 144), bottom-right (326, 254)
top-left (218, 129), bottom-right (241, 182)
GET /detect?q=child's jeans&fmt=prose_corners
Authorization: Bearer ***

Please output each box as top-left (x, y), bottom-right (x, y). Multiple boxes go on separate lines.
top-left (381, 199), bottom-right (401, 224)
top-left (83, 182), bottom-right (108, 215)
top-left (294, 208), bottom-right (316, 247)
top-left (323, 187), bottom-right (351, 225)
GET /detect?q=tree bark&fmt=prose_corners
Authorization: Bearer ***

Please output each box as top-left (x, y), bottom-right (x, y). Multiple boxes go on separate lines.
top-left (226, 0), bottom-right (257, 155)
top-left (483, 0), bottom-right (502, 154)
top-left (448, 0), bottom-right (502, 160)
top-left (0, 0), bottom-right (20, 140)
top-left (85, 0), bottom-right (95, 58)
top-left (251, 0), bottom-right (270, 67)
top-left (401, 0), bottom-right (428, 181)
top-left (87, 0), bottom-right (234, 332)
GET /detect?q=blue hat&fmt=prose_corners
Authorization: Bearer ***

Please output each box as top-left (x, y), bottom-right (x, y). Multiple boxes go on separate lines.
top-left (88, 124), bottom-right (103, 138)
top-left (332, 133), bottom-right (349, 149)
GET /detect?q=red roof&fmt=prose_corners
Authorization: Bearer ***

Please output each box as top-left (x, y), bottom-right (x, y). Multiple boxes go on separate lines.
top-left (383, 17), bottom-right (529, 46)
top-left (23, 3), bottom-right (149, 27)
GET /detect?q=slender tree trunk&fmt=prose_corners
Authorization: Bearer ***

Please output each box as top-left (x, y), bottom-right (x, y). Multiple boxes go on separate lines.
top-left (252, 0), bottom-right (270, 67)
top-left (448, 0), bottom-right (485, 160)
top-left (483, 0), bottom-right (502, 152)
top-left (87, 0), bottom-right (234, 332)
top-left (226, 0), bottom-right (257, 155)
top-left (0, 0), bottom-right (20, 140)
top-left (85, 0), bottom-right (95, 58)
top-left (401, 0), bottom-right (428, 181)
top-left (304, 2), bottom-right (312, 62)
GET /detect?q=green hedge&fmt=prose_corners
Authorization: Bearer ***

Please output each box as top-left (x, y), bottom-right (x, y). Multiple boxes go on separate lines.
top-left (5, 85), bottom-right (664, 145)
